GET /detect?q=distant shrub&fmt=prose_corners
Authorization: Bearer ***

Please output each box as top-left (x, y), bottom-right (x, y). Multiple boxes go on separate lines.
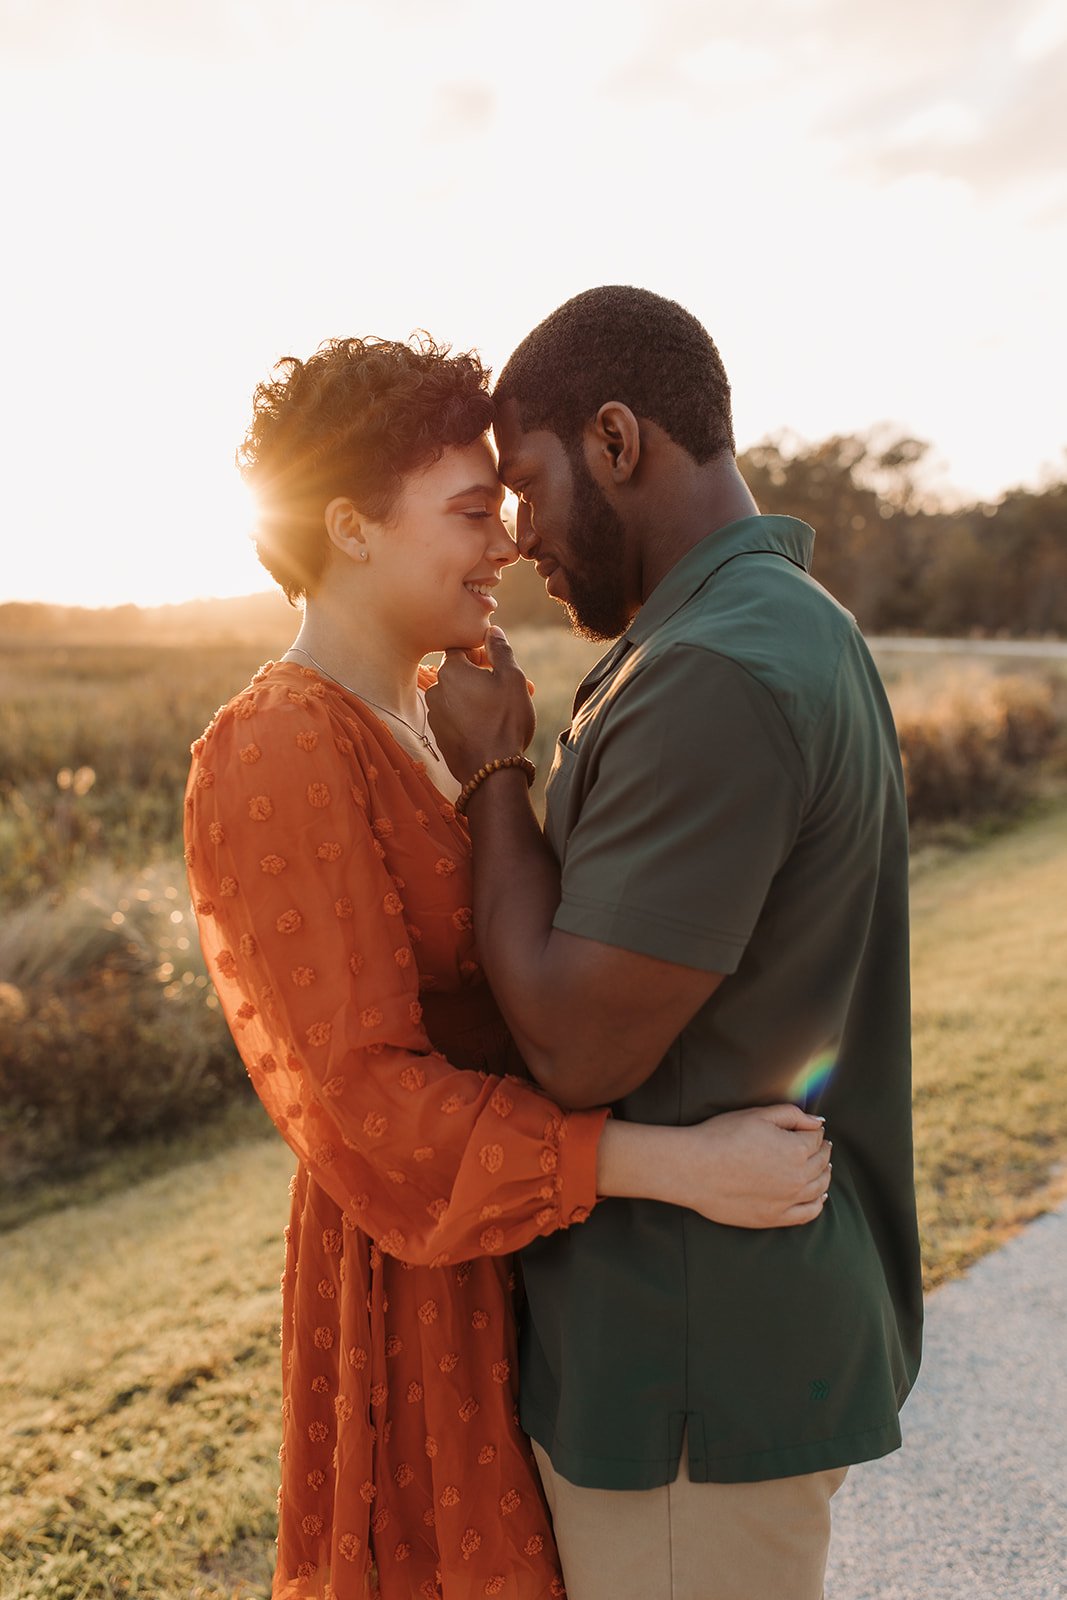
top-left (896, 673), bottom-right (1062, 824)
top-left (0, 864), bottom-right (245, 1182)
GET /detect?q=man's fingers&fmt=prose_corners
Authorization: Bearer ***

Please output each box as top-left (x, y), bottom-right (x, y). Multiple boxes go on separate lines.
top-left (438, 646), bottom-right (486, 679)
top-left (438, 633), bottom-right (517, 678)
top-left (485, 624), bottom-right (518, 671)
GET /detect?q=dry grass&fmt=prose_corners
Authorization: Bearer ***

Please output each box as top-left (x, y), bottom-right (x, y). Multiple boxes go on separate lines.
top-left (0, 643), bottom-right (274, 907)
top-left (894, 670), bottom-right (1063, 823)
top-left (1, 635), bottom-right (1062, 901)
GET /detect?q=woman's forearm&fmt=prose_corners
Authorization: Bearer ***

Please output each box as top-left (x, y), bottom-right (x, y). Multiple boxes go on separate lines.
top-left (595, 1119), bottom-right (696, 1206)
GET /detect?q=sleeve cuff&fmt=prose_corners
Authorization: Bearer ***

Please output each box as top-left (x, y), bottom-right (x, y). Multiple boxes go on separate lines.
top-left (555, 1105), bottom-right (611, 1227)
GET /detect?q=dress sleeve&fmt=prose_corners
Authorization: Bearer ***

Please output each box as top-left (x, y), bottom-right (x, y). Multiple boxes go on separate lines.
top-left (184, 678), bottom-right (606, 1267)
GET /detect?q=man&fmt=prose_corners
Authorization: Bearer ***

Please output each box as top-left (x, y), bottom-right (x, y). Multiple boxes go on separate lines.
top-left (426, 286), bottom-right (922, 1600)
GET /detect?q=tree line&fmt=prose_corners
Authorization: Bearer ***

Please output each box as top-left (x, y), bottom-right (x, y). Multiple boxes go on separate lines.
top-left (739, 432), bottom-right (1066, 637)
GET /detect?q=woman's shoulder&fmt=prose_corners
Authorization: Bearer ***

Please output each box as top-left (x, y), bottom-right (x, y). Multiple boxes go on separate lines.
top-left (194, 662), bottom-right (344, 743)
top-left (190, 661), bottom-right (377, 783)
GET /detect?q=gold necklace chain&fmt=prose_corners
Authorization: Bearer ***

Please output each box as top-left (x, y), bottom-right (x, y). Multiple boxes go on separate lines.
top-left (284, 647), bottom-right (441, 762)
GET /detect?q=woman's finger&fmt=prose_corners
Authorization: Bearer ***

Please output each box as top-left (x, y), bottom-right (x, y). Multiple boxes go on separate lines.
top-left (799, 1165), bottom-right (832, 1203)
top-left (781, 1193), bottom-right (830, 1227)
top-left (805, 1141), bottom-right (832, 1177)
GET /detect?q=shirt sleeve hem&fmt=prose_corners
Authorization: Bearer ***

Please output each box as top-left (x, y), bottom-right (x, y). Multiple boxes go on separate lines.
top-left (554, 896), bottom-right (746, 975)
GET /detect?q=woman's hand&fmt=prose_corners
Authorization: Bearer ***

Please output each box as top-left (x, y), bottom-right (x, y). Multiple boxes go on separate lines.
top-left (596, 1106), bottom-right (831, 1229)
top-left (673, 1106), bottom-right (831, 1228)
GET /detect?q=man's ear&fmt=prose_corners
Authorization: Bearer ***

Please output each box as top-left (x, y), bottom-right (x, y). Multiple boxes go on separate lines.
top-left (584, 402), bottom-right (641, 488)
top-left (324, 497), bottom-right (369, 563)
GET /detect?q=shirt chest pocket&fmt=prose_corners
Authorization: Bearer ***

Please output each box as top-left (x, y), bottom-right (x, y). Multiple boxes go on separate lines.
top-left (543, 731), bottom-right (585, 862)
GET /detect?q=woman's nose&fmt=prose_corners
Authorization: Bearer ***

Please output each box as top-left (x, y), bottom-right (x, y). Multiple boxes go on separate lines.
top-left (488, 514), bottom-right (519, 567)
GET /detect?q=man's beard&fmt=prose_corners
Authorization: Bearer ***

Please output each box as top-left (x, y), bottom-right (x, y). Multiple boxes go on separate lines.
top-left (557, 456), bottom-right (630, 642)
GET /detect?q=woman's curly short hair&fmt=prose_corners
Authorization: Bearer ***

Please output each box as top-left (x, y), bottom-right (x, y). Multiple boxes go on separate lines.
top-left (238, 334), bottom-right (494, 603)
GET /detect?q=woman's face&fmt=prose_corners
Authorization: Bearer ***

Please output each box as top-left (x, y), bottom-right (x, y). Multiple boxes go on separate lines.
top-left (362, 436), bottom-right (517, 653)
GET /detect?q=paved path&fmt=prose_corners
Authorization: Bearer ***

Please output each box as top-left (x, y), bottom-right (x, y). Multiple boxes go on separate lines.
top-left (826, 1204), bottom-right (1067, 1599)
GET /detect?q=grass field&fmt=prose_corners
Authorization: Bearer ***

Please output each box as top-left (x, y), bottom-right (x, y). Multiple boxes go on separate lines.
top-left (908, 803), bottom-right (1067, 1280)
top-left (3, 630), bottom-right (1061, 904)
top-left (0, 631), bottom-right (602, 909)
top-left (2, 798), bottom-right (1066, 1600)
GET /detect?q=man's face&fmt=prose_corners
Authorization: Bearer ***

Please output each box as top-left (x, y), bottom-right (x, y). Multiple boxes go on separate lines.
top-left (493, 398), bottom-right (631, 642)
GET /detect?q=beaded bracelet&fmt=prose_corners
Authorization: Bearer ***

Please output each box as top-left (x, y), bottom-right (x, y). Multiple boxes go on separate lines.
top-left (454, 754), bottom-right (536, 817)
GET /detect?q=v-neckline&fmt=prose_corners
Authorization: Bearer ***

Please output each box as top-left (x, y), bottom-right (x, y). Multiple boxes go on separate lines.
top-left (268, 659), bottom-right (467, 831)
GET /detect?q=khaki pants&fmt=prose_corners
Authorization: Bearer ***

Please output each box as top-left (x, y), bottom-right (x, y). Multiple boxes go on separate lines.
top-left (531, 1437), bottom-right (848, 1600)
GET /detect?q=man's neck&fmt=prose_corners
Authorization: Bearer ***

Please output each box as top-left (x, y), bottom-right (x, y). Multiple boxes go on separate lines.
top-left (637, 455), bottom-right (760, 605)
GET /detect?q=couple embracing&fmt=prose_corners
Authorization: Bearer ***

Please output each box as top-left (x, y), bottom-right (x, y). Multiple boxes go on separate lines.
top-left (185, 286), bottom-right (922, 1600)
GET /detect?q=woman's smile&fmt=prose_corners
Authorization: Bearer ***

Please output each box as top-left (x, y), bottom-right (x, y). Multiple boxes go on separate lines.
top-left (463, 577), bottom-right (500, 610)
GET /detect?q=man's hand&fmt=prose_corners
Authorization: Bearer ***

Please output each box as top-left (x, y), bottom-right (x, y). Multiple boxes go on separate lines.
top-left (426, 625), bottom-right (536, 784)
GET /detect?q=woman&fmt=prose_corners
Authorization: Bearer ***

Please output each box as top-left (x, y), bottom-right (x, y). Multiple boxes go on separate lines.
top-left (184, 336), bottom-right (830, 1600)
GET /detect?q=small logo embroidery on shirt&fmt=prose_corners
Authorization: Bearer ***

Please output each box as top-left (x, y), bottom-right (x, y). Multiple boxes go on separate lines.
top-left (810, 1379), bottom-right (830, 1402)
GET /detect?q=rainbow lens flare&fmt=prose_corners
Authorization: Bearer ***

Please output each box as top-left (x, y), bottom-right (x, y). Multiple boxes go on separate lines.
top-left (787, 1050), bottom-right (837, 1106)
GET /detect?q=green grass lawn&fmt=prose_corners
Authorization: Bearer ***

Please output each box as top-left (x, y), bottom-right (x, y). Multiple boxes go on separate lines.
top-left (909, 802), bottom-right (1067, 1284)
top-left (0, 1132), bottom-right (289, 1600)
top-left (2, 803), bottom-right (1066, 1598)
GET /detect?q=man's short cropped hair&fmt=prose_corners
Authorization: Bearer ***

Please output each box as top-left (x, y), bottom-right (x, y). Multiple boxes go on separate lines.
top-left (495, 286), bottom-right (735, 463)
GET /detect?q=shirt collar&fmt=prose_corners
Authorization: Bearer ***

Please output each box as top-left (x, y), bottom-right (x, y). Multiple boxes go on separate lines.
top-left (623, 514), bottom-right (815, 646)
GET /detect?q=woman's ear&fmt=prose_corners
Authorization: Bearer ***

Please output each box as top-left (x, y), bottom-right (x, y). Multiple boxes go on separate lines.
top-left (324, 497), bottom-right (370, 563)
top-left (586, 402), bottom-right (641, 487)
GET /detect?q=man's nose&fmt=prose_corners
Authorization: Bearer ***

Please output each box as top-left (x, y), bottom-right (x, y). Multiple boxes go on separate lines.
top-left (515, 500), bottom-right (536, 558)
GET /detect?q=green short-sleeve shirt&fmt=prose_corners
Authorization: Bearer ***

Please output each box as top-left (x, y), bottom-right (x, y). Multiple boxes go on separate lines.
top-left (519, 514), bottom-right (923, 1488)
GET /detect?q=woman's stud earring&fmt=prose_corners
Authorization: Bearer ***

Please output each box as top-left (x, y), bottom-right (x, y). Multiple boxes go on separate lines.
top-left (360, 551), bottom-right (368, 561)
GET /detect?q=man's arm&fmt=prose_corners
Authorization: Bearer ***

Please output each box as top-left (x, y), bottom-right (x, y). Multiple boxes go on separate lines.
top-left (427, 627), bottom-right (803, 1111)
top-left (462, 764), bottom-right (723, 1107)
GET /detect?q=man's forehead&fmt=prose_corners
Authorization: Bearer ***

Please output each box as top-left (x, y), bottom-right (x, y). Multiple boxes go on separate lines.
top-left (491, 397), bottom-right (523, 448)
top-left (493, 403), bottom-right (563, 481)
top-left (492, 402), bottom-right (526, 483)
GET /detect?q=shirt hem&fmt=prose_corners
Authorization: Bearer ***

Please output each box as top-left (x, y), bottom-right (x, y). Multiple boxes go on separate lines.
top-left (522, 1409), bottom-right (905, 1489)
top-left (553, 896), bottom-right (748, 976)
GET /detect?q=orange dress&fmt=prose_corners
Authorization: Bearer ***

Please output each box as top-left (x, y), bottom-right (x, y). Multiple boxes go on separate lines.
top-left (184, 661), bottom-right (607, 1600)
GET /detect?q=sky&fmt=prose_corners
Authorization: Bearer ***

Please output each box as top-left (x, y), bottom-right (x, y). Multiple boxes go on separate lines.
top-left (2, 0), bottom-right (1065, 608)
